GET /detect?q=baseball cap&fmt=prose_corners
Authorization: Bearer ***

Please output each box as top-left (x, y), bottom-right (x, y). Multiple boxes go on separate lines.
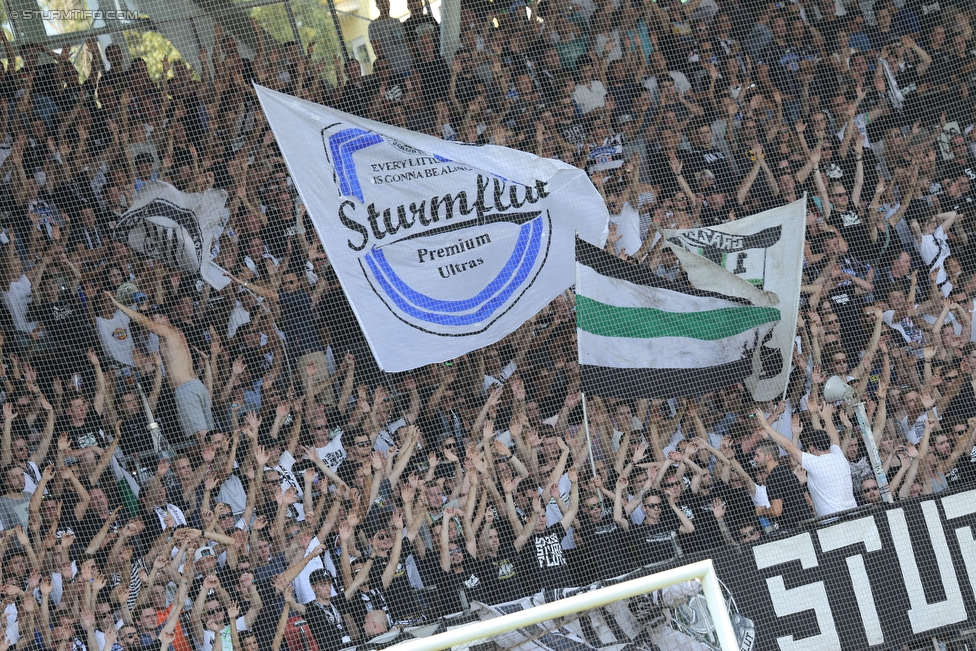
top-left (194, 546), bottom-right (216, 562)
top-left (614, 112), bottom-right (635, 129)
top-left (115, 282), bottom-right (145, 306)
top-left (308, 568), bottom-right (333, 585)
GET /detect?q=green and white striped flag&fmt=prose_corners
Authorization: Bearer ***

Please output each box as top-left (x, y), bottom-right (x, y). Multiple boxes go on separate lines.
top-left (575, 239), bottom-right (783, 400)
top-left (577, 199), bottom-right (805, 400)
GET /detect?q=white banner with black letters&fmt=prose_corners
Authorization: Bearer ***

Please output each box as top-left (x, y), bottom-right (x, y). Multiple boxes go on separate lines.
top-left (255, 85), bottom-right (609, 372)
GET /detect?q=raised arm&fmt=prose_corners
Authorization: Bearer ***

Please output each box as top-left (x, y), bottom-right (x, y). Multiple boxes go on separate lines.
top-left (754, 408), bottom-right (803, 463)
top-left (513, 496), bottom-right (542, 553)
top-left (852, 137), bottom-right (865, 206)
top-left (612, 477), bottom-right (630, 531)
top-left (560, 469), bottom-right (580, 530)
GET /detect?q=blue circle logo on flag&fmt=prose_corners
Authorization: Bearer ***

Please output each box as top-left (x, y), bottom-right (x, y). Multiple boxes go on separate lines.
top-left (321, 124), bottom-right (553, 336)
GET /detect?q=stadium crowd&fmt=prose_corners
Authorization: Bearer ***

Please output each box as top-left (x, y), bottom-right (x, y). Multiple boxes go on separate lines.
top-left (0, 0), bottom-right (975, 648)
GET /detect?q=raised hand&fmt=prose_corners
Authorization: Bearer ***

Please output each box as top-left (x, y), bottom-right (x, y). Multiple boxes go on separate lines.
top-left (486, 384), bottom-right (504, 407)
top-left (502, 475), bottom-right (522, 494)
top-left (80, 607), bottom-right (96, 631)
top-left (791, 413), bottom-right (804, 438)
top-left (203, 574), bottom-right (220, 591)
top-left (667, 153), bottom-right (683, 176)
top-left (443, 446), bottom-right (459, 463)
top-left (275, 401), bottom-right (291, 420)
top-left (753, 407), bottom-right (769, 426)
top-left (633, 441), bottom-right (648, 464)
top-left (711, 497), bottom-right (726, 520)
top-left (492, 439), bottom-right (512, 458)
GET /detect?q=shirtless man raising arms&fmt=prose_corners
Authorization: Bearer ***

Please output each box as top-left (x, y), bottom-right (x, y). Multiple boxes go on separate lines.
top-left (105, 292), bottom-right (214, 441)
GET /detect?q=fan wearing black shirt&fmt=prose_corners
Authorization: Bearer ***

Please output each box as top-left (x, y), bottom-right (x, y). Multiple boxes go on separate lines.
top-left (475, 510), bottom-right (525, 603)
top-left (756, 15), bottom-right (814, 103)
top-left (656, 469), bottom-right (713, 554)
top-left (680, 121), bottom-right (737, 193)
top-left (825, 140), bottom-right (870, 263)
top-left (513, 469), bottom-right (579, 593)
top-left (55, 349), bottom-right (107, 447)
top-left (338, 521), bottom-right (391, 643)
top-left (437, 506), bottom-right (486, 615)
top-left (753, 439), bottom-right (811, 530)
top-left (302, 569), bottom-right (353, 650)
top-left (26, 261), bottom-right (94, 363)
top-left (940, 135), bottom-right (976, 182)
top-left (367, 509), bottom-right (425, 623)
top-left (614, 484), bottom-right (687, 567)
top-left (575, 489), bottom-right (633, 584)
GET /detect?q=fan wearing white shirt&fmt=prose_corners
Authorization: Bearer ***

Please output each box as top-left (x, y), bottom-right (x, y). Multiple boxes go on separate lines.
top-left (755, 405), bottom-right (857, 518)
top-left (912, 210), bottom-right (959, 293)
top-left (571, 54), bottom-right (607, 115)
top-left (0, 252), bottom-right (44, 342)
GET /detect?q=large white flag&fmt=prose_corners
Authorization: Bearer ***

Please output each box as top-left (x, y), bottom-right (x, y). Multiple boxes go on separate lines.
top-left (113, 181), bottom-right (230, 289)
top-left (255, 85), bottom-right (608, 372)
top-left (662, 198), bottom-right (806, 401)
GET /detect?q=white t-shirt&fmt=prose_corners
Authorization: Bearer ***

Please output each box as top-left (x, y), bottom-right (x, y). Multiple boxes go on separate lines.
top-left (919, 225), bottom-right (951, 286)
top-left (751, 484), bottom-right (771, 509)
top-left (200, 620), bottom-right (247, 651)
top-left (216, 474), bottom-right (247, 514)
top-left (20, 461), bottom-right (41, 494)
top-left (572, 80), bottom-right (607, 114)
top-left (269, 450), bottom-right (304, 520)
top-left (226, 302), bottom-right (251, 339)
top-left (836, 113), bottom-right (872, 149)
top-left (544, 474), bottom-right (576, 550)
top-left (900, 408), bottom-right (937, 445)
top-left (611, 202), bottom-right (642, 256)
top-left (316, 432), bottom-right (347, 470)
top-left (801, 445), bottom-right (857, 517)
top-left (96, 310), bottom-right (135, 367)
top-left (2, 275), bottom-right (35, 334)
top-left (4, 601), bottom-right (18, 645)
top-left (293, 536), bottom-right (338, 605)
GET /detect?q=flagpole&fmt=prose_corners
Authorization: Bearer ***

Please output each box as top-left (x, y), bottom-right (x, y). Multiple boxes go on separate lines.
top-left (582, 391), bottom-right (597, 479)
top-left (783, 194), bottom-right (810, 407)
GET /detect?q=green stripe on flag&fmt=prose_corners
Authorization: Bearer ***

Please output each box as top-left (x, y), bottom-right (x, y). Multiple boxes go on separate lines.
top-left (577, 295), bottom-right (781, 341)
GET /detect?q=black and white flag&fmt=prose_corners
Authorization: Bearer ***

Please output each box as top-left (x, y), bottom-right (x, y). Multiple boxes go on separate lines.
top-left (662, 199), bottom-right (806, 401)
top-left (112, 181), bottom-right (230, 289)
